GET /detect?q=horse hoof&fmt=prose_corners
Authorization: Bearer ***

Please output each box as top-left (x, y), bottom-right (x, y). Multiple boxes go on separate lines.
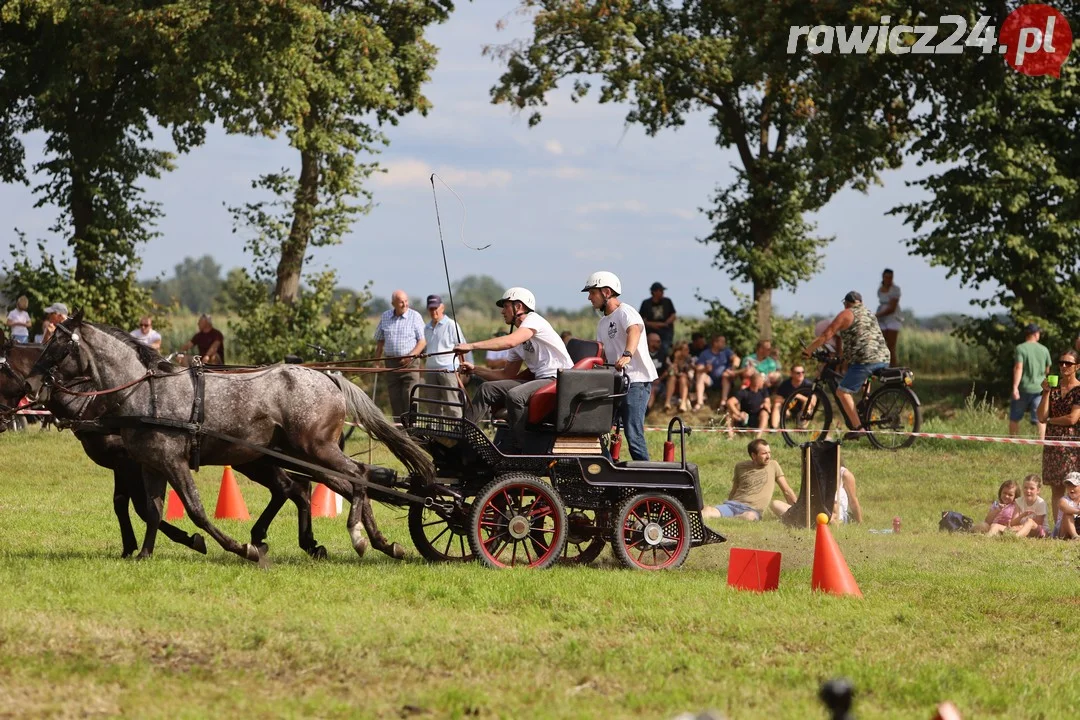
top-left (243, 543), bottom-right (264, 563)
top-left (192, 534), bottom-right (207, 555)
top-left (352, 536), bottom-right (369, 559)
top-left (121, 549), bottom-right (135, 559)
top-left (309, 545), bottom-right (328, 560)
top-left (390, 542), bottom-right (406, 560)
top-left (255, 542), bottom-right (269, 555)
top-left (135, 551), bottom-right (153, 562)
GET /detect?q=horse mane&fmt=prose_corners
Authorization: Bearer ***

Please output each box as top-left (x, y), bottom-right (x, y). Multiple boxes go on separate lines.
top-left (88, 322), bottom-right (172, 371)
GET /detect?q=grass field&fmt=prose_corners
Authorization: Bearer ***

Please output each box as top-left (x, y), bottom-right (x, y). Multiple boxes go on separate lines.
top-left (1, 419), bottom-right (1078, 719)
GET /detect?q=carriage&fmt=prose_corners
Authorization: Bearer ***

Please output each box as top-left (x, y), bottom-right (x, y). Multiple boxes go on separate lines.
top-left (370, 342), bottom-right (726, 570)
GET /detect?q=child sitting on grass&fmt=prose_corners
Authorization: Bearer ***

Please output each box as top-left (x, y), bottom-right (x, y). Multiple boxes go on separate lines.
top-left (997, 474), bottom-right (1049, 538)
top-left (1054, 472), bottom-right (1080, 540)
top-left (976, 479), bottom-right (1018, 534)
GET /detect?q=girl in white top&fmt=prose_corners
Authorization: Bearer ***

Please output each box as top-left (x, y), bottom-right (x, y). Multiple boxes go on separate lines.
top-left (6, 295), bottom-right (31, 342)
top-left (876, 268), bottom-right (901, 366)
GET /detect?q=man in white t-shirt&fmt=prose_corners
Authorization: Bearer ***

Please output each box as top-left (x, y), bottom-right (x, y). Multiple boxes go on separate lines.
top-left (6, 295), bottom-right (31, 343)
top-left (455, 287), bottom-right (572, 450)
top-left (130, 315), bottom-right (163, 350)
top-left (582, 271), bottom-right (658, 461)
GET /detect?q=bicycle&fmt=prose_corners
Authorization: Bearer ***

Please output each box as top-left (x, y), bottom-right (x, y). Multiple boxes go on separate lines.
top-left (778, 348), bottom-right (922, 450)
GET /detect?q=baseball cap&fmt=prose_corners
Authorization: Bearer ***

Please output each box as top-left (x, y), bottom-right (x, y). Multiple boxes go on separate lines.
top-left (44, 303), bottom-right (69, 315)
top-left (842, 291), bottom-right (862, 304)
top-left (650, 282), bottom-right (666, 292)
top-left (426, 294), bottom-right (442, 309)
top-left (1064, 471), bottom-right (1080, 486)
top-left (1024, 322), bottom-right (1041, 335)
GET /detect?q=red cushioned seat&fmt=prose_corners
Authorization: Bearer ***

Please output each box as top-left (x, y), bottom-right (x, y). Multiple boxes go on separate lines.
top-left (527, 355), bottom-right (604, 424)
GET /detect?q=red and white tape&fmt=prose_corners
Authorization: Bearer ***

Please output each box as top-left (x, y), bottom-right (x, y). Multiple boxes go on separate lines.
top-left (642, 424), bottom-right (1080, 447)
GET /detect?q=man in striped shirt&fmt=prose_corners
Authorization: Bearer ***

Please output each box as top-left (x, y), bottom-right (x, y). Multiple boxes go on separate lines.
top-left (374, 290), bottom-right (426, 420)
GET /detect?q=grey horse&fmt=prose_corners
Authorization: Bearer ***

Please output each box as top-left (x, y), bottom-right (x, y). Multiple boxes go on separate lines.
top-left (1, 340), bottom-right (332, 559)
top-left (25, 315), bottom-right (434, 565)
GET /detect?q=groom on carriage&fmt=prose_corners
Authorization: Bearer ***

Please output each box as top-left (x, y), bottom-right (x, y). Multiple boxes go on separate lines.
top-left (452, 287), bottom-right (572, 452)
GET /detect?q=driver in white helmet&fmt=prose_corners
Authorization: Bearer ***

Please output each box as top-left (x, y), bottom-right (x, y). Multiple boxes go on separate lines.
top-left (583, 271), bottom-right (658, 461)
top-left (454, 287), bottom-right (573, 450)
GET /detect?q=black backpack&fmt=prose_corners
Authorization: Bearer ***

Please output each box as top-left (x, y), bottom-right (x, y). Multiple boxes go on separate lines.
top-left (939, 510), bottom-right (974, 533)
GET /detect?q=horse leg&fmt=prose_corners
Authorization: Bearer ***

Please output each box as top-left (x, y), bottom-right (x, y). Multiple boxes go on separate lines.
top-left (112, 469), bottom-right (139, 558)
top-left (135, 470), bottom-right (167, 560)
top-left (235, 461), bottom-right (323, 559)
top-left (126, 463), bottom-right (206, 555)
top-left (151, 464), bottom-right (265, 566)
top-left (347, 461), bottom-right (404, 559)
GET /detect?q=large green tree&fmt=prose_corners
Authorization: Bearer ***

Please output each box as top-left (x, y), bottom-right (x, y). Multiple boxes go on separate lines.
top-left (892, 1), bottom-right (1080, 375)
top-left (489, 0), bottom-right (915, 337)
top-left (0, 1), bottom-right (215, 324)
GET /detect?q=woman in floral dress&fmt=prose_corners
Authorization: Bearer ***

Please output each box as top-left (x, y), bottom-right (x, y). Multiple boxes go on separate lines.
top-left (1038, 348), bottom-right (1080, 525)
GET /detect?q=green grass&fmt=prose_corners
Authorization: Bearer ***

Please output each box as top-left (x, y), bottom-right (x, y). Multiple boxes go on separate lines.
top-left (1, 425), bottom-right (1078, 719)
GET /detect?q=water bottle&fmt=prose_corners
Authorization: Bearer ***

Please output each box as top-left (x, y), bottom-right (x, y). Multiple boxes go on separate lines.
top-left (892, 516), bottom-right (901, 533)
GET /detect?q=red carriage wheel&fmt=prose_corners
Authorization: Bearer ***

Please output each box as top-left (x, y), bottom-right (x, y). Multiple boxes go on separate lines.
top-left (468, 474), bottom-right (567, 569)
top-left (613, 493), bottom-right (690, 570)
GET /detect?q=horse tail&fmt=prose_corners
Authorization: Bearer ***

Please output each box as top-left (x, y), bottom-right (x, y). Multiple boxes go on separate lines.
top-left (328, 373), bottom-right (434, 481)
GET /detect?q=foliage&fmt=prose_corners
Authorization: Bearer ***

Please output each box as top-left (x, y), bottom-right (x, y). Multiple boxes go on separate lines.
top-left (0, 1), bottom-right (214, 325)
top-left (898, 328), bottom-right (991, 377)
top-left (487, 0), bottom-right (915, 337)
top-left (224, 267), bottom-right (373, 365)
top-left (2, 233), bottom-right (153, 328)
top-left (891, 1), bottom-right (1080, 383)
top-left (150, 255), bottom-right (223, 314)
top-left (445, 274), bottom-right (505, 317)
top-left (695, 289), bottom-right (812, 369)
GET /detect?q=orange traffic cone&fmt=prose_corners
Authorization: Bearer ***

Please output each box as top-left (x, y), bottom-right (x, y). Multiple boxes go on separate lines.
top-left (310, 483), bottom-right (338, 518)
top-left (165, 487), bottom-right (184, 520)
top-left (214, 465), bottom-right (250, 520)
top-left (811, 513), bottom-right (862, 597)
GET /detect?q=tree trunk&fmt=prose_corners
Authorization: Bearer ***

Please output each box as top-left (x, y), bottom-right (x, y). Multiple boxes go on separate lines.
top-left (70, 169), bottom-right (97, 284)
top-left (275, 138), bottom-right (319, 305)
top-left (753, 282), bottom-right (773, 340)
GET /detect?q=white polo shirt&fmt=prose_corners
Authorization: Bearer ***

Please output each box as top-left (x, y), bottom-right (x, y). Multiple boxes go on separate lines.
top-left (506, 313), bottom-right (572, 379)
top-left (595, 303), bottom-right (658, 384)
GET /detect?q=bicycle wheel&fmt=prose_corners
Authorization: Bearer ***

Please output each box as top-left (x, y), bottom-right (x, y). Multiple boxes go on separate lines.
top-left (779, 387), bottom-right (832, 447)
top-left (864, 386), bottom-right (920, 450)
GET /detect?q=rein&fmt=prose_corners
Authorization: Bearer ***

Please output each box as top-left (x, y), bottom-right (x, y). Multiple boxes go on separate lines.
top-left (52, 368), bottom-right (153, 398)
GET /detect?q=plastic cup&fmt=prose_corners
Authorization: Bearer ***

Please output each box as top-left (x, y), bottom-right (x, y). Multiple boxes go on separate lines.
top-left (1048, 375), bottom-right (1059, 388)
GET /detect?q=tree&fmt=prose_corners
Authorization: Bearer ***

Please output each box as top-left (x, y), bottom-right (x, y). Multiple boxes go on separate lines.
top-left (892, 2), bottom-right (1080, 378)
top-left (450, 274), bottom-right (504, 315)
top-left (152, 255), bottom-right (223, 314)
top-left (488, 0), bottom-right (915, 337)
top-left (0, 1), bottom-right (214, 325)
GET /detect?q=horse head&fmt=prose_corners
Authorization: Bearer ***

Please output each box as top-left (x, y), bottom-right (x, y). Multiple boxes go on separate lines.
top-left (25, 311), bottom-right (88, 401)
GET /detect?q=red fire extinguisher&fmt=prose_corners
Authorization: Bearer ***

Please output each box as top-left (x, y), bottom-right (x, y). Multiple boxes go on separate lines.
top-left (663, 439), bottom-right (675, 462)
top-left (611, 432), bottom-right (622, 461)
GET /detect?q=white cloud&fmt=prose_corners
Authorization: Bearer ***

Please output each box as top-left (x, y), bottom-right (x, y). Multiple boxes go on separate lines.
top-left (374, 158), bottom-right (512, 189)
top-left (544, 139), bottom-right (564, 155)
top-left (572, 247), bottom-right (625, 261)
top-left (669, 208), bottom-right (697, 220)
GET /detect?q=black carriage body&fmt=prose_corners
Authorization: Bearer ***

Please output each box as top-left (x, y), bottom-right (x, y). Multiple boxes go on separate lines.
top-left (400, 406), bottom-right (723, 550)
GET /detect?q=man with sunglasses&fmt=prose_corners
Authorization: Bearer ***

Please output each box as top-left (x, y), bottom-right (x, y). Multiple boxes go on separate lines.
top-left (130, 315), bottom-right (162, 350)
top-left (1009, 323), bottom-right (1051, 439)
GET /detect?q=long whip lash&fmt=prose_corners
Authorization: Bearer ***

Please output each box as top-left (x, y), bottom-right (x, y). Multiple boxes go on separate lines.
top-left (430, 172), bottom-right (491, 345)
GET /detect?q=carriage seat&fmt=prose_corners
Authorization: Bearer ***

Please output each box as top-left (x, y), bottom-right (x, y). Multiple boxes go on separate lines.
top-left (515, 338), bottom-right (603, 426)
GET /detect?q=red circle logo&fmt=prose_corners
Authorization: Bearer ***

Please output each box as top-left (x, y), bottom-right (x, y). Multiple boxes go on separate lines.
top-left (1000, 4), bottom-right (1072, 77)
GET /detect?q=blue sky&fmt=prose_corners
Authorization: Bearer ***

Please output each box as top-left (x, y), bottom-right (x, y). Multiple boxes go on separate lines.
top-left (0, 1), bottom-right (997, 319)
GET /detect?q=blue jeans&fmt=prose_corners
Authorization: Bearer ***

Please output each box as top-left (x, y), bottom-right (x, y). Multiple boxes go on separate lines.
top-left (838, 362), bottom-right (887, 394)
top-left (716, 500), bottom-right (761, 520)
top-left (619, 382), bottom-right (651, 461)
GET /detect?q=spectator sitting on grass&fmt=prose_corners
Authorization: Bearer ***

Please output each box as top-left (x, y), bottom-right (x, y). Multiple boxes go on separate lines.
top-left (1054, 472), bottom-right (1080, 540)
top-left (691, 334), bottom-right (738, 412)
top-left (743, 338), bottom-right (782, 388)
top-left (701, 439), bottom-right (796, 521)
top-left (770, 365), bottom-right (812, 429)
top-left (725, 372), bottom-right (772, 439)
top-left (663, 340), bottom-right (693, 413)
top-left (769, 464), bottom-right (863, 524)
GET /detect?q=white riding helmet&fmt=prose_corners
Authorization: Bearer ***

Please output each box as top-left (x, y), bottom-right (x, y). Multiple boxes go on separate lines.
top-left (581, 271), bottom-right (622, 296)
top-left (496, 287), bottom-right (536, 312)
